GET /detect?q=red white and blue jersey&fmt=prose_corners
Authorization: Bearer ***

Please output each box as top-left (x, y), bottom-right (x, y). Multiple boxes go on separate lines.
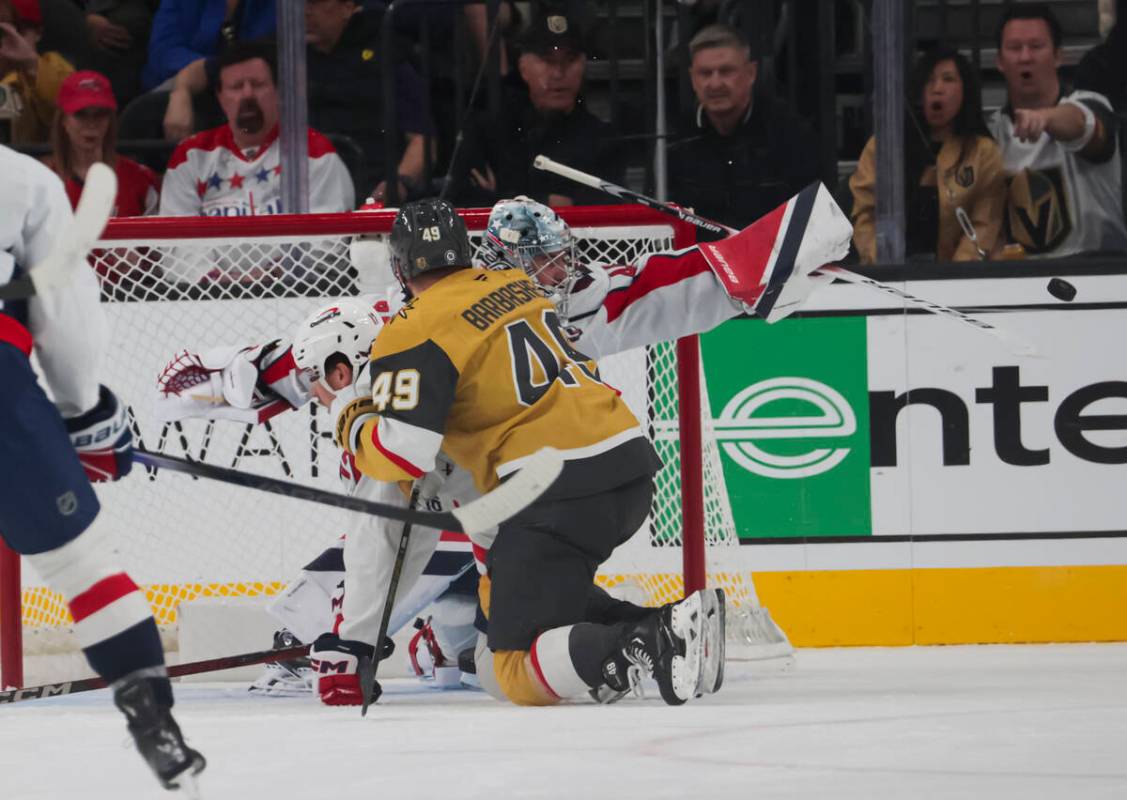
top-left (160, 123), bottom-right (355, 217)
top-left (62, 155), bottom-right (160, 218)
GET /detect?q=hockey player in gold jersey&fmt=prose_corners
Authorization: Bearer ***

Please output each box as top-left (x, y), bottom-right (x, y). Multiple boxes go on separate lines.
top-left (334, 198), bottom-right (714, 706)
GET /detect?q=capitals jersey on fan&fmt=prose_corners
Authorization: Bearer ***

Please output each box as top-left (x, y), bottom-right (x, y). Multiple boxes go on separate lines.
top-left (351, 267), bottom-right (660, 497)
top-left (159, 123), bottom-right (355, 217)
top-left (990, 90), bottom-right (1127, 257)
top-left (0, 145), bottom-right (106, 417)
top-left (61, 155), bottom-right (160, 218)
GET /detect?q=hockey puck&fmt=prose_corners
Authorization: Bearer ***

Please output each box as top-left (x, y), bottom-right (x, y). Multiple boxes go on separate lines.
top-left (1047, 278), bottom-right (1076, 301)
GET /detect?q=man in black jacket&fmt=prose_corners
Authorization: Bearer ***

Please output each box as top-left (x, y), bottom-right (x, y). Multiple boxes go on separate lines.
top-left (448, 9), bottom-right (624, 207)
top-left (305, 0), bottom-right (433, 201)
top-left (668, 24), bottom-right (819, 237)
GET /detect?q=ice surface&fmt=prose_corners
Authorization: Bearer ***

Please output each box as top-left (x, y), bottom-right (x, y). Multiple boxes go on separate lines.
top-left (4, 644), bottom-right (1126, 799)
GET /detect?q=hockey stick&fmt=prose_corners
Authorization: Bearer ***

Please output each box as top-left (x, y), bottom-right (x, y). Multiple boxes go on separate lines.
top-left (131, 448), bottom-right (562, 537)
top-left (0, 644), bottom-right (310, 704)
top-left (533, 155), bottom-right (1039, 357)
top-left (359, 484), bottom-right (421, 716)
top-left (0, 162), bottom-right (116, 301)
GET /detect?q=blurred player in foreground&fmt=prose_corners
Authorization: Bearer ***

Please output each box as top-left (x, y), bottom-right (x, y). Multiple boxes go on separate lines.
top-left (0, 144), bottom-right (205, 791)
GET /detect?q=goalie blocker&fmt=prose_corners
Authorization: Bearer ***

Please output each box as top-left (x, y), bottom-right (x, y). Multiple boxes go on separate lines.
top-left (696, 181), bottom-right (852, 324)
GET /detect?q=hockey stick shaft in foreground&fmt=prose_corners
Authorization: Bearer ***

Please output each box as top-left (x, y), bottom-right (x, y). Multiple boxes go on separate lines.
top-left (532, 155), bottom-right (1039, 357)
top-left (132, 447), bottom-right (562, 536)
top-left (359, 485), bottom-right (420, 716)
top-left (0, 162), bottom-right (117, 301)
top-left (0, 644), bottom-right (310, 703)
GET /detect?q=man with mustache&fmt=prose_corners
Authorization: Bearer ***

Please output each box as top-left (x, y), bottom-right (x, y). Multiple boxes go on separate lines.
top-left (668, 24), bottom-right (820, 238)
top-left (159, 40), bottom-right (354, 221)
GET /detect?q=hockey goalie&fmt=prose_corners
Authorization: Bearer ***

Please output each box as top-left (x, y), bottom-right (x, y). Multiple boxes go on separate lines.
top-left (153, 185), bottom-right (852, 704)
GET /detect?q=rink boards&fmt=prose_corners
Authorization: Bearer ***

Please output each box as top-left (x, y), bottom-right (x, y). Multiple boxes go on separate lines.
top-left (700, 262), bottom-right (1127, 645)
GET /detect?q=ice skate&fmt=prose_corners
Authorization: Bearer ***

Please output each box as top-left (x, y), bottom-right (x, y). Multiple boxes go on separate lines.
top-left (113, 677), bottom-right (206, 792)
top-left (604, 590), bottom-right (706, 705)
top-left (249, 630), bottom-right (314, 696)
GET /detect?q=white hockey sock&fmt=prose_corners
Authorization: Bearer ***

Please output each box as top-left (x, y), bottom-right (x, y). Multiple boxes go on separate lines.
top-left (26, 533), bottom-right (155, 651)
top-left (530, 626), bottom-right (591, 700)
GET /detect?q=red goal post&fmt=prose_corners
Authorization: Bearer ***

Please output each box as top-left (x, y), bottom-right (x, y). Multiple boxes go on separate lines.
top-left (0, 205), bottom-right (791, 689)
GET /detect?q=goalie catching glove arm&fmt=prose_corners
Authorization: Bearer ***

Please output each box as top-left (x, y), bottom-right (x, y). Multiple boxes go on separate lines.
top-left (154, 340), bottom-right (311, 424)
top-left (64, 385), bottom-right (133, 482)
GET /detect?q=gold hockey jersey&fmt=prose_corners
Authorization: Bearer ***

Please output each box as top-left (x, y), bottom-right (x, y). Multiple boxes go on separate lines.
top-left (352, 267), bottom-right (660, 496)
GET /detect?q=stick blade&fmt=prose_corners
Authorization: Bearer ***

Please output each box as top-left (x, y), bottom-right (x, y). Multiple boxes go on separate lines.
top-left (30, 162), bottom-right (116, 295)
top-left (452, 447), bottom-right (563, 534)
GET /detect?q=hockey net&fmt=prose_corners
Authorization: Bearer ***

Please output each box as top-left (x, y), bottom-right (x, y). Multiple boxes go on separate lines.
top-left (1, 205), bottom-right (791, 686)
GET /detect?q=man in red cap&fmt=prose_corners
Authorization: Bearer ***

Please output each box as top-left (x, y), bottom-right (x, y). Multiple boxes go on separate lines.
top-left (48, 70), bottom-right (160, 221)
top-left (0, 0), bottom-right (74, 143)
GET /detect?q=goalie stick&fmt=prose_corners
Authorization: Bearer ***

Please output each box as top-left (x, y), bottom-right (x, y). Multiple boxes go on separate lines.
top-left (0, 643), bottom-right (310, 703)
top-left (131, 448), bottom-right (563, 538)
top-left (0, 162), bottom-right (116, 301)
top-left (532, 155), bottom-right (1039, 357)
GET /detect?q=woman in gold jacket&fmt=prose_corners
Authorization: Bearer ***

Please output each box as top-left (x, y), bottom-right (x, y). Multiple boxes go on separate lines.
top-left (850, 46), bottom-right (1006, 262)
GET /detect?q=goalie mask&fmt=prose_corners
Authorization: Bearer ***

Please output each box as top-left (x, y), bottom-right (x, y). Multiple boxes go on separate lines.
top-left (389, 198), bottom-right (474, 290)
top-left (477, 197), bottom-right (578, 320)
top-left (292, 297), bottom-right (384, 387)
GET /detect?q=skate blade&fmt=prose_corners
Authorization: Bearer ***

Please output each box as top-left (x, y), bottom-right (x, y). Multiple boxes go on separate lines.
top-left (167, 754), bottom-right (206, 797)
top-left (170, 769), bottom-right (201, 799)
top-left (669, 592), bottom-right (705, 703)
top-left (695, 588), bottom-right (726, 696)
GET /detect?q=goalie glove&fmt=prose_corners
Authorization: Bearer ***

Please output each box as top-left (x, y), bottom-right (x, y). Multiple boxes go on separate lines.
top-left (65, 385), bottom-right (133, 482)
top-left (309, 633), bottom-right (394, 706)
top-left (154, 340), bottom-right (311, 424)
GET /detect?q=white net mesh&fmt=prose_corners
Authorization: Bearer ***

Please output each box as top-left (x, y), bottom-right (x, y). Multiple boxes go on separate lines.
top-left (14, 209), bottom-right (790, 668)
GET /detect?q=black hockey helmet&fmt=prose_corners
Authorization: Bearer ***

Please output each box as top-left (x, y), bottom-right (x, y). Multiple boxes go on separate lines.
top-left (389, 199), bottom-right (474, 288)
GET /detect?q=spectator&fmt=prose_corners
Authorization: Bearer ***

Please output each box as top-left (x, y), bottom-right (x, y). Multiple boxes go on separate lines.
top-left (142, 0), bottom-right (275, 91)
top-left (448, 8), bottom-right (624, 207)
top-left (160, 40), bottom-right (354, 218)
top-left (303, 0), bottom-right (434, 202)
top-left (0, 0), bottom-right (74, 143)
top-left (850, 46), bottom-right (1006, 263)
top-left (1076, 15), bottom-right (1127, 115)
top-left (80, 1), bottom-right (159, 107)
top-left (46, 70), bottom-right (160, 216)
top-left (120, 0), bottom-right (274, 149)
top-left (159, 2), bottom-right (434, 200)
top-left (45, 70), bottom-right (160, 287)
top-left (991, 3), bottom-right (1127, 257)
top-left (666, 23), bottom-right (819, 236)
